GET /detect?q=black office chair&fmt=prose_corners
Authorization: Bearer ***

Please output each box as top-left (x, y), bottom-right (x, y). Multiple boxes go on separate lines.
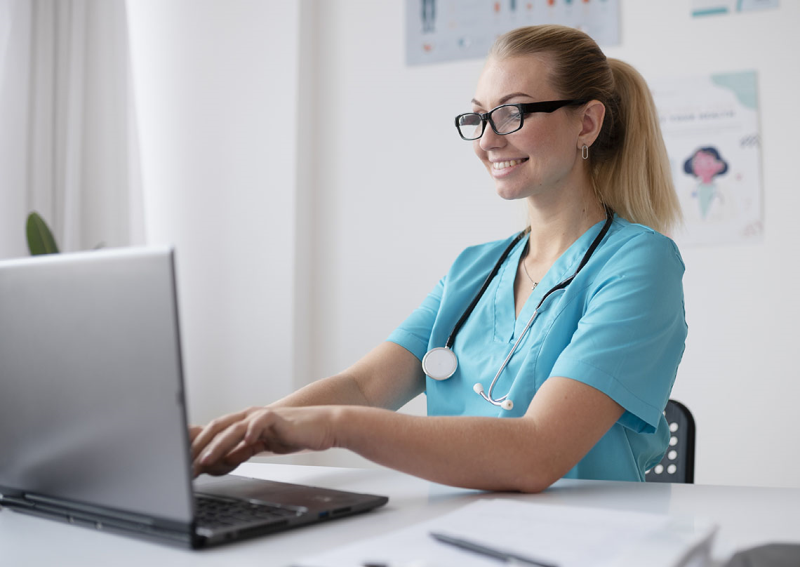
top-left (645, 399), bottom-right (695, 484)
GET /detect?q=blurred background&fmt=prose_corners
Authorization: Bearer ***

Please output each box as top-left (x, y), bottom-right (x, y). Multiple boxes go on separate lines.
top-left (1, 0), bottom-right (797, 488)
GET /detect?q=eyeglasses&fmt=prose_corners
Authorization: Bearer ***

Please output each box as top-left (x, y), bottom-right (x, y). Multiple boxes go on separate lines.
top-left (454, 100), bottom-right (587, 141)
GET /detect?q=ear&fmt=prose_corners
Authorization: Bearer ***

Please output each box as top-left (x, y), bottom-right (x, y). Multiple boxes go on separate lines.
top-left (577, 100), bottom-right (606, 149)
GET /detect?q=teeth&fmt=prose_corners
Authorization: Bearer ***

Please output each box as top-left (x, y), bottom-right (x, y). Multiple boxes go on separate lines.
top-left (493, 159), bottom-right (525, 170)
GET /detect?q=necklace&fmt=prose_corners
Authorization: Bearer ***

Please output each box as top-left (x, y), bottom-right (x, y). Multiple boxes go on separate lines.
top-left (521, 256), bottom-right (538, 291)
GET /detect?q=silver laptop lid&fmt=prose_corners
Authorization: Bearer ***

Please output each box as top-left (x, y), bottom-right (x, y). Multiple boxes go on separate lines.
top-left (0, 247), bottom-right (194, 525)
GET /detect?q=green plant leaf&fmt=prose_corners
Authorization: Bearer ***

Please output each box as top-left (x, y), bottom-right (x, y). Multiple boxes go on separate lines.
top-left (26, 212), bottom-right (60, 255)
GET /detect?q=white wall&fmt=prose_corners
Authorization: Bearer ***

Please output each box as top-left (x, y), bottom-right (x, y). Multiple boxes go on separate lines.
top-left (126, 0), bottom-right (301, 425)
top-left (81, 0), bottom-right (140, 249)
top-left (125, 0), bottom-right (800, 487)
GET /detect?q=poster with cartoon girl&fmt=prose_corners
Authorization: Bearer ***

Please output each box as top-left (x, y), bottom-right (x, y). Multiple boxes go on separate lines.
top-left (650, 71), bottom-right (763, 246)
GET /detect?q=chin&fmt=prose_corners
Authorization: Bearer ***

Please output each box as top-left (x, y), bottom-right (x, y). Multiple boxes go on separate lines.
top-left (494, 183), bottom-right (529, 202)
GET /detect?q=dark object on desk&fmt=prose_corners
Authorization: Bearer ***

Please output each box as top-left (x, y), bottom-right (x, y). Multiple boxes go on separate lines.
top-left (645, 399), bottom-right (695, 484)
top-left (0, 248), bottom-right (388, 549)
top-left (724, 543), bottom-right (800, 567)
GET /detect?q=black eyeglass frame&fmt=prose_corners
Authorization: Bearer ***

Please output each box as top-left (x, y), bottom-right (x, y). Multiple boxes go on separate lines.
top-left (454, 99), bottom-right (588, 141)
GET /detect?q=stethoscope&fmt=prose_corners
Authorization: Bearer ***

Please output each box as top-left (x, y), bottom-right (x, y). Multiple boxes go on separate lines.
top-left (421, 208), bottom-right (614, 411)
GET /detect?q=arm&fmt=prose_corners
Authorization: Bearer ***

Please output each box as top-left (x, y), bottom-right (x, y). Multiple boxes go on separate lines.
top-left (269, 341), bottom-right (426, 411)
top-left (190, 341), bottom-right (425, 474)
top-left (194, 373), bottom-right (623, 493)
top-left (192, 274), bottom-right (446, 472)
top-left (332, 375), bottom-right (623, 492)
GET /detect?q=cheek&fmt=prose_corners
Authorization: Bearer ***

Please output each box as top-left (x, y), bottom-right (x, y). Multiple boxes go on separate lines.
top-left (519, 121), bottom-right (566, 155)
top-left (694, 160), bottom-right (714, 177)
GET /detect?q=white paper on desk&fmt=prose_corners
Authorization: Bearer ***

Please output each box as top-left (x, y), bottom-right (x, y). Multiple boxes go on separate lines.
top-left (294, 499), bottom-right (717, 567)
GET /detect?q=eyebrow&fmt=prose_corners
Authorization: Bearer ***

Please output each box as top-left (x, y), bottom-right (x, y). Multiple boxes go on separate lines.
top-left (470, 92), bottom-right (534, 108)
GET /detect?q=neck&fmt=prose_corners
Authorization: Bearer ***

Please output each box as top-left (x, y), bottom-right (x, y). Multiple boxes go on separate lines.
top-left (524, 183), bottom-right (605, 263)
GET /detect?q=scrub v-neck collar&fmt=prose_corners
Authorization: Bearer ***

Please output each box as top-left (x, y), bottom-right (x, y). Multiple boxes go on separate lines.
top-left (493, 218), bottom-right (610, 343)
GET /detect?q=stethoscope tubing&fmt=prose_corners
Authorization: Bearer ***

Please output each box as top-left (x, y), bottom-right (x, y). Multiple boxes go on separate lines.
top-left (444, 228), bottom-right (530, 350)
top-left (483, 308), bottom-right (539, 403)
top-left (424, 208), bottom-right (615, 410)
top-left (479, 263), bottom-right (576, 407)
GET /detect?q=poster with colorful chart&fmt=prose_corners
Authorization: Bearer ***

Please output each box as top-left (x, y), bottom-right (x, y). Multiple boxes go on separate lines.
top-left (651, 71), bottom-right (762, 246)
top-left (406, 0), bottom-right (619, 66)
top-left (691, 0), bottom-right (779, 17)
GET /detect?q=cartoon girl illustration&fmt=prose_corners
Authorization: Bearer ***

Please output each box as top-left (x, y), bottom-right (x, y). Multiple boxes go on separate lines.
top-left (683, 147), bottom-right (729, 220)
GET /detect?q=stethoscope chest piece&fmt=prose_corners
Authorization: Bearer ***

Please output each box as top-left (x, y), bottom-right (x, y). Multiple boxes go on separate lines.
top-left (421, 347), bottom-right (458, 380)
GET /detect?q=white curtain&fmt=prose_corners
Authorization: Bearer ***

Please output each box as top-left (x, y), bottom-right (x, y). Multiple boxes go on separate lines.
top-left (0, 0), bottom-right (143, 258)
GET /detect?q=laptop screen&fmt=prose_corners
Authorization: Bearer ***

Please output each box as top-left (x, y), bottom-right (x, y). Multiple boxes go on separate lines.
top-left (0, 248), bottom-right (194, 525)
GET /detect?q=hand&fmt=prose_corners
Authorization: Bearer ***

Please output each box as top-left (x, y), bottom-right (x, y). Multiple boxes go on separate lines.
top-left (190, 406), bottom-right (342, 477)
top-left (189, 420), bottom-right (258, 477)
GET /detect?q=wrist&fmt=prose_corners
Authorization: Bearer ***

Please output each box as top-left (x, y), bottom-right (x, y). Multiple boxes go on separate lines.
top-left (328, 405), bottom-right (354, 450)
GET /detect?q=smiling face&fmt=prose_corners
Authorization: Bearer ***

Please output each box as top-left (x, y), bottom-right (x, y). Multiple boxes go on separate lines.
top-left (691, 150), bottom-right (726, 184)
top-left (471, 55), bottom-right (587, 203)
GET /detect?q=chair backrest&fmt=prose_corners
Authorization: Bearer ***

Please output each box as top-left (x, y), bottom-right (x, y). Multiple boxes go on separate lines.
top-left (645, 399), bottom-right (695, 484)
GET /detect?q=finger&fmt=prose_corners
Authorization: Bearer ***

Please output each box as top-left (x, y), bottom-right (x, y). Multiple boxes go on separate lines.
top-left (196, 420), bottom-right (255, 469)
top-left (263, 440), bottom-right (301, 455)
top-left (191, 410), bottom-right (251, 459)
top-left (193, 440), bottom-right (265, 477)
top-left (188, 425), bottom-right (203, 443)
top-left (243, 410), bottom-right (281, 445)
top-left (224, 441), bottom-right (267, 465)
top-left (190, 409), bottom-right (251, 460)
top-left (247, 413), bottom-right (304, 455)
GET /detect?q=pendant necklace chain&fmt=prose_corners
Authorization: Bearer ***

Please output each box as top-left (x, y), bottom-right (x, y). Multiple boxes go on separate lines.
top-left (521, 248), bottom-right (539, 291)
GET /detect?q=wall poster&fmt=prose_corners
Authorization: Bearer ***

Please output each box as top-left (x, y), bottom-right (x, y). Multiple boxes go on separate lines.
top-left (406, 0), bottom-right (620, 66)
top-left (651, 71), bottom-right (763, 247)
top-left (691, 0), bottom-right (779, 17)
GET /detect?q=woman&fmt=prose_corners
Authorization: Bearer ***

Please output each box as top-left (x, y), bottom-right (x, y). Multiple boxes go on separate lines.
top-left (191, 25), bottom-right (686, 493)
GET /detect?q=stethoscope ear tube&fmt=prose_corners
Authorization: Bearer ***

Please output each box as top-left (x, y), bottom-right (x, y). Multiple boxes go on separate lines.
top-left (473, 383), bottom-right (514, 410)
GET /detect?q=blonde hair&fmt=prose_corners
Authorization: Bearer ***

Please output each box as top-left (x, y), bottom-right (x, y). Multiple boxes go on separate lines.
top-left (489, 25), bottom-right (681, 234)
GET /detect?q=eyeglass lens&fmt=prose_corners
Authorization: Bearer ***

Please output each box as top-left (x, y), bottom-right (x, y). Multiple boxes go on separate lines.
top-left (457, 114), bottom-right (484, 140)
top-left (457, 105), bottom-right (524, 140)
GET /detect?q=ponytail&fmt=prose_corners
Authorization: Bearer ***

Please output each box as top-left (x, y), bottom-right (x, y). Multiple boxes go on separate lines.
top-left (593, 59), bottom-right (680, 234)
top-left (490, 26), bottom-right (681, 234)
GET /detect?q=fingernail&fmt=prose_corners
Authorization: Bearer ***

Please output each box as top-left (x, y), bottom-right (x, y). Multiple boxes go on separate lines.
top-left (200, 452), bottom-right (211, 464)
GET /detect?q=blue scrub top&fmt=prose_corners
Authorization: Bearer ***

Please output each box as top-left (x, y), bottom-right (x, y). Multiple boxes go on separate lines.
top-left (387, 216), bottom-right (687, 482)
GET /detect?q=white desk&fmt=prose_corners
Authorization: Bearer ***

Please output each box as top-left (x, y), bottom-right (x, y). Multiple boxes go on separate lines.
top-left (1, 462), bottom-right (798, 566)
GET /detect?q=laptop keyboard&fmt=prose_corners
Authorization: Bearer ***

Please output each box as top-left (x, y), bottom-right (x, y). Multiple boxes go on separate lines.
top-left (195, 494), bottom-right (303, 530)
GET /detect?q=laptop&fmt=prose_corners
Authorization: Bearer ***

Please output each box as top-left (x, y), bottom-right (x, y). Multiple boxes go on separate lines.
top-left (0, 247), bottom-right (388, 548)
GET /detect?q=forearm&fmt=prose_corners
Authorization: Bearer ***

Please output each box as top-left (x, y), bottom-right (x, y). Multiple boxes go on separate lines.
top-left (270, 342), bottom-right (424, 410)
top-left (333, 407), bottom-right (554, 493)
top-left (270, 373), bottom-right (372, 409)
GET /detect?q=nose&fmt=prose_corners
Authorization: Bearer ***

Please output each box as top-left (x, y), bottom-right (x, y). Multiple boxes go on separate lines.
top-left (478, 123), bottom-right (506, 152)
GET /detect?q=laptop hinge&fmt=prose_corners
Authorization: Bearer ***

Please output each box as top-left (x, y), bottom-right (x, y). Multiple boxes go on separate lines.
top-left (23, 493), bottom-right (159, 525)
top-left (1, 491), bottom-right (192, 544)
